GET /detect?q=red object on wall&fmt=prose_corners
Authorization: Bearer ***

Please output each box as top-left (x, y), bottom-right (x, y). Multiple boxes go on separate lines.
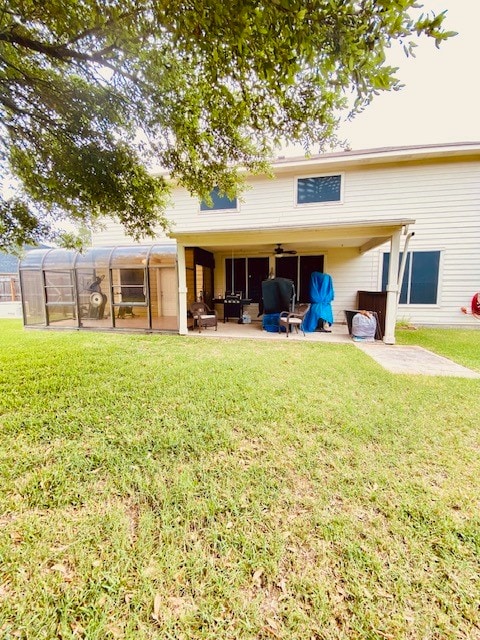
top-left (471, 293), bottom-right (480, 316)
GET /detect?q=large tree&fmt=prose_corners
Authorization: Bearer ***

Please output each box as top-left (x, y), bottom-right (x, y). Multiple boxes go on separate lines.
top-left (0, 1), bottom-right (452, 250)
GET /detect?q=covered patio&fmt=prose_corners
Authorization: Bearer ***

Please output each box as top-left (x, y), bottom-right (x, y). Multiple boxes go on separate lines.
top-left (186, 315), bottom-right (352, 342)
top-left (173, 217), bottom-right (415, 344)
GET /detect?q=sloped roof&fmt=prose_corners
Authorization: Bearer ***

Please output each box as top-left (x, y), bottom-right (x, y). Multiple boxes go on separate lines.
top-left (154, 141), bottom-right (480, 181)
top-left (272, 141), bottom-right (480, 165)
top-left (270, 141), bottom-right (480, 173)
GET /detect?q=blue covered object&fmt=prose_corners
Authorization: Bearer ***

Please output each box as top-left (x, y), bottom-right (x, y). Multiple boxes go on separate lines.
top-left (302, 272), bottom-right (334, 333)
top-left (262, 312), bottom-right (285, 332)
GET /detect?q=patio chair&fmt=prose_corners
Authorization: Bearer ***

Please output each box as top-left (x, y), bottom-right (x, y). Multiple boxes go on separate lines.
top-left (189, 302), bottom-right (218, 333)
top-left (279, 304), bottom-right (310, 337)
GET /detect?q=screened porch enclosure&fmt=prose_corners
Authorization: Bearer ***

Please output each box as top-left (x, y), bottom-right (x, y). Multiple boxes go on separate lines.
top-left (19, 245), bottom-right (178, 332)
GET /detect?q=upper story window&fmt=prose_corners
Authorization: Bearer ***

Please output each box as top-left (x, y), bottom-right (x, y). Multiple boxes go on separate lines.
top-left (200, 187), bottom-right (238, 211)
top-left (296, 174), bottom-right (342, 205)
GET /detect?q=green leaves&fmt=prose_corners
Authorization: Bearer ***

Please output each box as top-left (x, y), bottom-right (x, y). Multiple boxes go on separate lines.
top-left (0, 198), bottom-right (50, 248)
top-left (0, 0), bottom-right (452, 250)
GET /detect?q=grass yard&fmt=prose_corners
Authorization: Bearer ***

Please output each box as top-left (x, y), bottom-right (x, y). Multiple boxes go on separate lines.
top-left (396, 326), bottom-right (480, 373)
top-left (0, 320), bottom-right (479, 639)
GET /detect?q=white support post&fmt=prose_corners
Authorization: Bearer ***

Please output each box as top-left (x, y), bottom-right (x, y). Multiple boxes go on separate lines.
top-left (176, 244), bottom-right (188, 335)
top-left (383, 228), bottom-right (402, 345)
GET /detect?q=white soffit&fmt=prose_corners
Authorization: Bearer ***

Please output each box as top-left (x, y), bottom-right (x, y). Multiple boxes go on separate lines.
top-left (170, 218), bottom-right (414, 253)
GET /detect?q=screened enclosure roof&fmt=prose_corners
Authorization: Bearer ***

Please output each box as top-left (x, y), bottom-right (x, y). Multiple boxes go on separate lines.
top-left (75, 247), bottom-right (113, 269)
top-left (19, 244), bottom-right (177, 270)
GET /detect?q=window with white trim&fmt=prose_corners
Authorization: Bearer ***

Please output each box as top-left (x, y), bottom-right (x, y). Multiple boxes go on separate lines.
top-left (200, 187), bottom-right (238, 211)
top-left (382, 251), bottom-right (440, 304)
top-left (296, 174), bottom-right (342, 204)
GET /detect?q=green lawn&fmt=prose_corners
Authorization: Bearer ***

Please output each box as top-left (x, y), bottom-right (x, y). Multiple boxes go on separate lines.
top-left (0, 320), bottom-right (479, 639)
top-left (396, 327), bottom-right (480, 373)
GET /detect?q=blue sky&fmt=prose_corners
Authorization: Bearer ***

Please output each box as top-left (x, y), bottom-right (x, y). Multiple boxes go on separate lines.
top-left (336, 0), bottom-right (480, 150)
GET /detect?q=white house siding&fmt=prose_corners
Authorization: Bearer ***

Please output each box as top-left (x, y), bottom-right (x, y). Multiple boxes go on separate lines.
top-left (90, 218), bottom-right (135, 246)
top-left (326, 248), bottom-right (379, 323)
top-left (166, 157), bottom-right (479, 328)
top-left (90, 217), bottom-right (174, 249)
top-left (90, 147), bottom-right (480, 329)
top-left (370, 162), bottom-right (480, 327)
top-left (167, 160), bottom-right (478, 233)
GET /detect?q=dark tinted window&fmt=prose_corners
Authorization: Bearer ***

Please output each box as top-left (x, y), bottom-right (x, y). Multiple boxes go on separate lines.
top-left (410, 251), bottom-right (440, 304)
top-left (275, 255), bottom-right (324, 303)
top-left (225, 258), bottom-right (246, 297)
top-left (200, 187), bottom-right (237, 210)
top-left (382, 251), bottom-right (439, 304)
top-left (297, 175), bottom-right (341, 204)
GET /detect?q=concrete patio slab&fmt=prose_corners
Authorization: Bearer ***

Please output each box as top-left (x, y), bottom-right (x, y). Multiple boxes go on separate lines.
top-left (355, 343), bottom-right (480, 378)
top-left (187, 319), bottom-right (352, 343)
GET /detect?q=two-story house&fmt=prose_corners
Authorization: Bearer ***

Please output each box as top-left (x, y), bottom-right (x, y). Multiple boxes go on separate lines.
top-left (19, 142), bottom-right (480, 342)
top-left (89, 141), bottom-right (480, 342)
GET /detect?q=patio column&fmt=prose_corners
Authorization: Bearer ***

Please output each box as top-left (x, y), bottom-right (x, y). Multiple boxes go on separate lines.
top-left (383, 228), bottom-right (402, 345)
top-left (177, 243), bottom-right (188, 335)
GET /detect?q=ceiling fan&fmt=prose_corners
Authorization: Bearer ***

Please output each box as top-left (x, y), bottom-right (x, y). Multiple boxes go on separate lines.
top-left (274, 243), bottom-right (297, 257)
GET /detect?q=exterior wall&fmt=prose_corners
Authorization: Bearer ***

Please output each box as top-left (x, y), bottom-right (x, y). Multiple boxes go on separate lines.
top-left (91, 217), bottom-right (174, 249)
top-left (370, 162), bottom-right (480, 327)
top-left (167, 159), bottom-right (478, 234)
top-left (90, 218), bottom-right (135, 246)
top-left (92, 148), bottom-right (480, 329)
top-left (167, 158), bottom-right (480, 328)
top-left (326, 248), bottom-right (379, 323)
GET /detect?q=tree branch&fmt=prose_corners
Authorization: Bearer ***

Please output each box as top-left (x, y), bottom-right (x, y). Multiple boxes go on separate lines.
top-left (0, 28), bottom-right (152, 88)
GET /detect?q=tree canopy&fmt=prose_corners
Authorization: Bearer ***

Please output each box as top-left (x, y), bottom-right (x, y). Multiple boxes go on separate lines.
top-left (0, 1), bottom-right (452, 250)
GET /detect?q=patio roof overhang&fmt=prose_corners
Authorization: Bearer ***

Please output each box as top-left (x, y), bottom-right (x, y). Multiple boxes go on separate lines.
top-left (170, 217), bottom-right (415, 254)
